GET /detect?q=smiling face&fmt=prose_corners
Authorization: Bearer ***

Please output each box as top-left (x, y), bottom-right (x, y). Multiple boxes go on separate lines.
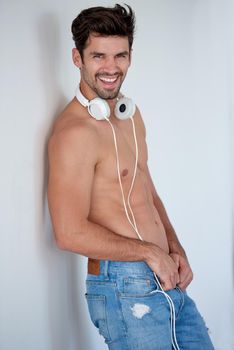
top-left (72, 33), bottom-right (131, 100)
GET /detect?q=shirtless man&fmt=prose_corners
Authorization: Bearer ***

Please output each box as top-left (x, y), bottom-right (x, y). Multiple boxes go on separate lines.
top-left (47, 4), bottom-right (214, 349)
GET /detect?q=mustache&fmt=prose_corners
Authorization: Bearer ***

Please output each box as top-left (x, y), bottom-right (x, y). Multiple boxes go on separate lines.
top-left (96, 72), bottom-right (123, 78)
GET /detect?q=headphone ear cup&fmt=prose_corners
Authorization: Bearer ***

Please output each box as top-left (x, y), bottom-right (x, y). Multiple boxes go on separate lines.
top-left (88, 98), bottom-right (110, 120)
top-left (115, 97), bottom-right (136, 120)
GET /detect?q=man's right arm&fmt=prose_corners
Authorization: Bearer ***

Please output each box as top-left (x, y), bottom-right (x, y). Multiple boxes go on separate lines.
top-left (47, 123), bottom-right (179, 290)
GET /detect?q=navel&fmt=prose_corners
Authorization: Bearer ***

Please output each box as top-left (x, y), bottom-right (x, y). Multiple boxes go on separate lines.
top-left (121, 168), bottom-right (129, 177)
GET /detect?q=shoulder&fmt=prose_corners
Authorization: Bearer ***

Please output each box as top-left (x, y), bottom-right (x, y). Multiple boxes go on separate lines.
top-left (48, 106), bottom-right (100, 164)
top-left (133, 105), bottom-right (146, 139)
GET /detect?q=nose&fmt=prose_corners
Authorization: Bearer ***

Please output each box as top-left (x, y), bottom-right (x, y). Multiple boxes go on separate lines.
top-left (102, 56), bottom-right (118, 74)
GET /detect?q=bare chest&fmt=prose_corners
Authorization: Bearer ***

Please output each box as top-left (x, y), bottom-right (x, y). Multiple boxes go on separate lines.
top-left (95, 119), bottom-right (147, 187)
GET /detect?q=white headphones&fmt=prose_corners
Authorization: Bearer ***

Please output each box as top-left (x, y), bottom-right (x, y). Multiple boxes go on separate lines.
top-left (75, 85), bottom-right (136, 121)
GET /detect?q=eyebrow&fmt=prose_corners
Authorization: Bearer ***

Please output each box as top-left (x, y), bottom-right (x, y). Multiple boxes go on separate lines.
top-left (89, 51), bottom-right (104, 56)
top-left (89, 50), bottom-right (129, 56)
top-left (115, 51), bottom-right (129, 56)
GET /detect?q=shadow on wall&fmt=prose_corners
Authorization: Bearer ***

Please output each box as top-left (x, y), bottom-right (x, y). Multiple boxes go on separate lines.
top-left (34, 13), bottom-right (91, 350)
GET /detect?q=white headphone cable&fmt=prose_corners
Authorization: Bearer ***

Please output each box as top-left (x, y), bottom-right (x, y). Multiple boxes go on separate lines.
top-left (105, 117), bottom-right (141, 235)
top-left (105, 116), bottom-right (180, 350)
top-left (126, 117), bottom-right (141, 236)
top-left (128, 116), bottom-right (180, 350)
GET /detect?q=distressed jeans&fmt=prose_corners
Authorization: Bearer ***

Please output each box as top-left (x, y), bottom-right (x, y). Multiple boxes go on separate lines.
top-left (85, 260), bottom-right (214, 350)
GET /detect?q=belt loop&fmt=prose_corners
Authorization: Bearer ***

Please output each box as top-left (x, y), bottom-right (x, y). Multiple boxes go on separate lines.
top-left (104, 260), bottom-right (109, 279)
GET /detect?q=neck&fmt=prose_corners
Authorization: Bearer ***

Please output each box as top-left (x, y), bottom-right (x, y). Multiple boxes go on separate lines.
top-left (79, 80), bottom-right (121, 114)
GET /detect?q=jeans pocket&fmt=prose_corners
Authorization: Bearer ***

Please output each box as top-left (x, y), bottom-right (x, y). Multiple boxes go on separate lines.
top-left (85, 294), bottom-right (111, 342)
top-left (122, 276), bottom-right (158, 297)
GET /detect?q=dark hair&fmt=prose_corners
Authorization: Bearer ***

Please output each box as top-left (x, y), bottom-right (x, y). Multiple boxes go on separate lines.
top-left (71, 4), bottom-right (135, 60)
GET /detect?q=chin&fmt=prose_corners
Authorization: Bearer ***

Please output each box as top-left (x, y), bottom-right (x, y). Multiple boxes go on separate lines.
top-left (100, 88), bottom-right (121, 100)
top-left (104, 93), bottom-right (119, 100)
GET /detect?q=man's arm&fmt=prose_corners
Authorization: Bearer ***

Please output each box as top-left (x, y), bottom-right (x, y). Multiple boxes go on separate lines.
top-left (144, 164), bottom-right (193, 289)
top-left (145, 166), bottom-right (186, 257)
top-left (47, 122), bottom-right (179, 291)
top-left (136, 111), bottom-right (193, 289)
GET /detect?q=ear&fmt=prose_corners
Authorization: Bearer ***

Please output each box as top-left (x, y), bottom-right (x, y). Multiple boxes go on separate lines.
top-left (72, 48), bottom-right (82, 68)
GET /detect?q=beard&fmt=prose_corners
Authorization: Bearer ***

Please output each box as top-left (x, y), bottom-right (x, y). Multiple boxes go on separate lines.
top-left (95, 89), bottom-right (117, 99)
top-left (81, 68), bottom-right (125, 100)
top-left (92, 85), bottom-right (120, 100)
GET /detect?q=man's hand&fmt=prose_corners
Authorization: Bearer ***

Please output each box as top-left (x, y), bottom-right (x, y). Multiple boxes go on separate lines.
top-left (169, 252), bottom-right (193, 290)
top-left (144, 244), bottom-right (180, 291)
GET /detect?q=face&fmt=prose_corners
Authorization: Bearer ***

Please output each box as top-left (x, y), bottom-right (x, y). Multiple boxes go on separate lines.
top-left (73, 34), bottom-right (131, 100)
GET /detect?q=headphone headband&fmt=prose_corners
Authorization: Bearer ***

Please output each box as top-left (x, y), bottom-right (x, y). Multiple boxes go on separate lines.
top-left (75, 85), bottom-right (90, 108)
top-left (75, 85), bottom-right (135, 121)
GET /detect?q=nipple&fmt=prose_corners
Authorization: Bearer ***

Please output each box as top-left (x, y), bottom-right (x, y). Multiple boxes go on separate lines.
top-left (121, 168), bottom-right (128, 177)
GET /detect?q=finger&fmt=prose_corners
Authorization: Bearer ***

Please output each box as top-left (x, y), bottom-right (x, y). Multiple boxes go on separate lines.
top-left (171, 272), bottom-right (180, 287)
top-left (161, 277), bottom-right (174, 291)
top-left (178, 271), bottom-right (193, 289)
top-left (178, 263), bottom-right (192, 283)
top-left (162, 283), bottom-right (173, 291)
top-left (178, 270), bottom-right (189, 286)
top-left (178, 279), bottom-right (190, 290)
top-left (176, 275), bottom-right (180, 284)
top-left (171, 272), bottom-right (180, 290)
top-left (175, 270), bottom-right (180, 283)
top-left (178, 275), bottom-right (192, 289)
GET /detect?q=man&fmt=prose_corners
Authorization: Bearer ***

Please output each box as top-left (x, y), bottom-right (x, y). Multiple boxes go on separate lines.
top-left (47, 4), bottom-right (214, 349)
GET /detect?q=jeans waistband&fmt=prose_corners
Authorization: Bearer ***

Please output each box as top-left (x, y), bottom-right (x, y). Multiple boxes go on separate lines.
top-left (90, 260), bottom-right (154, 278)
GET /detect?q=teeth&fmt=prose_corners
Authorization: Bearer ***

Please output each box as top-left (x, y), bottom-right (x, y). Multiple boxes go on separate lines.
top-left (99, 76), bottom-right (118, 83)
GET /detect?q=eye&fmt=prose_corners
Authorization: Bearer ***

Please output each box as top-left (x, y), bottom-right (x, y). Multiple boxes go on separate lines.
top-left (116, 53), bottom-right (128, 59)
top-left (93, 54), bottom-right (103, 59)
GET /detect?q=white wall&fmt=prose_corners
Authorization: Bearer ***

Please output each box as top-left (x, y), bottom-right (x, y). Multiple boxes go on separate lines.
top-left (0, 1), bottom-right (233, 349)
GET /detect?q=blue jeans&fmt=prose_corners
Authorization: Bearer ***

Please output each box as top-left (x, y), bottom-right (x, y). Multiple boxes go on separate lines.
top-left (85, 260), bottom-right (214, 350)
